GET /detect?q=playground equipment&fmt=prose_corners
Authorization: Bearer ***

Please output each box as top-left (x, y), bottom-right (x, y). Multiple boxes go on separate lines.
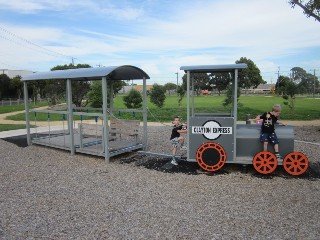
top-left (142, 64), bottom-right (308, 176)
top-left (22, 65), bottom-right (150, 162)
top-left (182, 64), bottom-right (309, 175)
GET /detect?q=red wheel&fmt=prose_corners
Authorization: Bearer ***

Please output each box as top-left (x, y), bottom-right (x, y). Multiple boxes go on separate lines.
top-left (253, 152), bottom-right (278, 174)
top-left (283, 152), bottom-right (309, 176)
top-left (196, 142), bottom-right (226, 172)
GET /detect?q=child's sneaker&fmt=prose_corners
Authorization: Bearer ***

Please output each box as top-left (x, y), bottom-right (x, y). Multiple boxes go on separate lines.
top-left (275, 154), bottom-right (282, 160)
top-left (171, 157), bottom-right (178, 166)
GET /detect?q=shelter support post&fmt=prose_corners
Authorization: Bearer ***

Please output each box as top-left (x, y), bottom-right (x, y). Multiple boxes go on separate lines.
top-left (191, 75), bottom-right (195, 117)
top-left (102, 76), bottom-right (110, 163)
top-left (143, 77), bottom-right (147, 150)
top-left (67, 79), bottom-right (75, 155)
top-left (187, 71), bottom-right (190, 161)
top-left (232, 69), bottom-right (238, 161)
top-left (23, 81), bottom-right (31, 146)
top-left (109, 80), bottom-right (113, 115)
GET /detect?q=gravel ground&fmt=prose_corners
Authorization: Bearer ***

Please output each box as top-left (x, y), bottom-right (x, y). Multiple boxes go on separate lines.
top-left (0, 125), bottom-right (320, 239)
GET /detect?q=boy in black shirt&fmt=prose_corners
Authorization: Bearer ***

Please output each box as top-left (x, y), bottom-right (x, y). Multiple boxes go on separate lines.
top-left (256, 104), bottom-right (286, 159)
top-left (170, 116), bottom-right (187, 165)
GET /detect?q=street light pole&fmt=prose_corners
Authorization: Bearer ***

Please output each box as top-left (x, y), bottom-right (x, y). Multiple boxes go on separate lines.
top-left (175, 72), bottom-right (178, 96)
top-left (313, 69), bottom-right (316, 98)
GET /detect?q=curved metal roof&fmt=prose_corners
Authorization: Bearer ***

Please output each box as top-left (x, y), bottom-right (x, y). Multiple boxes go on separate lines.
top-left (22, 65), bottom-right (150, 81)
top-left (180, 64), bottom-right (247, 73)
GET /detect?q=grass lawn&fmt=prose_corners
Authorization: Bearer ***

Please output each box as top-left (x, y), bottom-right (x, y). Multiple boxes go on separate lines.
top-left (0, 124), bottom-right (34, 132)
top-left (3, 95), bottom-right (320, 124)
top-left (0, 102), bottom-right (48, 114)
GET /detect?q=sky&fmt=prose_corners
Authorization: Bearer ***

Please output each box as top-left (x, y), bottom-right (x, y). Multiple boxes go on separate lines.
top-left (0, 0), bottom-right (320, 85)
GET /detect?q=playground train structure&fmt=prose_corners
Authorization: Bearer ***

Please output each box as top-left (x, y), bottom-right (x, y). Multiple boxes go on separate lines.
top-left (22, 64), bottom-right (309, 176)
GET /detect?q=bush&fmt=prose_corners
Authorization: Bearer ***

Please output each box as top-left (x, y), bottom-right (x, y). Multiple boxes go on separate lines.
top-left (149, 84), bottom-right (166, 108)
top-left (123, 89), bottom-right (143, 108)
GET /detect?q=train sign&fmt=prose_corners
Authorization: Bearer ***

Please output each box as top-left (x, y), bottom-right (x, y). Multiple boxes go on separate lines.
top-left (191, 120), bottom-right (232, 140)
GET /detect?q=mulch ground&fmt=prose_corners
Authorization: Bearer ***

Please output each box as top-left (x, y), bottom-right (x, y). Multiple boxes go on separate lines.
top-left (3, 135), bottom-right (320, 180)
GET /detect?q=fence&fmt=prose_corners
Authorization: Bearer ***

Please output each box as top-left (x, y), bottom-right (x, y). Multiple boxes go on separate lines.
top-left (0, 98), bottom-right (46, 106)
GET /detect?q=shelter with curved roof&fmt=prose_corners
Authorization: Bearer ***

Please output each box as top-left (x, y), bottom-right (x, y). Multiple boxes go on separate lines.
top-left (22, 65), bottom-right (150, 162)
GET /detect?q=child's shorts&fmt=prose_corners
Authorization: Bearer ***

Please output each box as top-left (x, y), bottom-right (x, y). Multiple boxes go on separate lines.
top-left (260, 132), bottom-right (279, 144)
top-left (170, 137), bottom-right (180, 148)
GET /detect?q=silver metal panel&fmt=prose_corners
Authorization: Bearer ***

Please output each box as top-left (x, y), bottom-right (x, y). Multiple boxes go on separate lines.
top-left (189, 117), bottom-right (235, 162)
top-left (22, 65), bottom-right (150, 81)
top-left (236, 124), bottom-right (294, 160)
top-left (180, 64), bottom-right (247, 72)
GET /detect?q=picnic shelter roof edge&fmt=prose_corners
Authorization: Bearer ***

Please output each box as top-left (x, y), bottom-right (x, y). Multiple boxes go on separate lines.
top-left (22, 65), bottom-right (150, 81)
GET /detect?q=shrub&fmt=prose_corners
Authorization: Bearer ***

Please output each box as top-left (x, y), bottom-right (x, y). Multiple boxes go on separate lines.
top-left (123, 89), bottom-right (143, 108)
top-left (149, 84), bottom-right (166, 108)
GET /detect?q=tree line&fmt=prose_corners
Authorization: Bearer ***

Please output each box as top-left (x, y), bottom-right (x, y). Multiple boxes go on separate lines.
top-left (0, 58), bottom-right (319, 110)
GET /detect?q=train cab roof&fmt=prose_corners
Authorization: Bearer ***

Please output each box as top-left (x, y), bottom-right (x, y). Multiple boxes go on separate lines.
top-left (180, 64), bottom-right (247, 73)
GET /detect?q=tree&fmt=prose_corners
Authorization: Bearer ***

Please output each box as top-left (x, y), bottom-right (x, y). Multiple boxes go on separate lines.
top-left (289, 0), bottom-right (320, 22)
top-left (223, 85), bottom-right (241, 107)
top-left (275, 75), bottom-right (291, 95)
top-left (87, 81), bottom-right (104, 108)
top-left (86, 80), bottom-right (126, 108)
top-left (177, 85), bottom-right (185, 107)
top-left (123, 88), bottom-right (143, 109)
top-left (44, 79), bottom-right (65, 105)
top-left (275, 74), bottom-right (299, 112)
top-left (149, 84), bottom-right (166, 108)
top-left (46, 63), bottom-right (92, 107)
top-left (235, 57), bottom-right (265, 92)
top-left (289, 67), bottom-right (319, 95)
top-left (10, 75), bottom-right (23, 99)
top-left (209, 72), bottom-right (232, 96)
top-left (0, 74), bottom-right (11, 99)
top-left (282, 81), bottom-right (298, 112)
top-left (163, 82), bottom-right (177, 95)
top-left (181, 73), bottom-right (210, 95)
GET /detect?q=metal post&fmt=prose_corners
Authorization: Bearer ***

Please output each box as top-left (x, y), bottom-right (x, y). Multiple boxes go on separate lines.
top-left (23, 81), bottom-right (31, 146)
top-left (233, 69), bottom-right (238, 162)
top-left (102, 77), bottom-right (110, 163)
top-left (67, 79), bottom-right (75, 155)
top-left (175, 72), bottom-right (178, 96)
top-left (187, 71), bottom-right (190, 161)
top-left (109, 80), bottom-right (114, 115)
top-left (143, 77), bottom-right (148, 150)
top-left (191, 75), bottom-right (195, 117)
top-left (313, 69), bottom-right (316, 98)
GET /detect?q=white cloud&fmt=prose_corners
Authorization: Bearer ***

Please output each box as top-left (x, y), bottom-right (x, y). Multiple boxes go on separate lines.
top-left (0, 0), bottom-right (319, 83)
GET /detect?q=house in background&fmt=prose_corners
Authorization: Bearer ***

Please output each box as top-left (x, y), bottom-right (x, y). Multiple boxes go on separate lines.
top-left (120, 85), bottom-right (153, 94)
top-left (243, 83), bottom-right (275, 94)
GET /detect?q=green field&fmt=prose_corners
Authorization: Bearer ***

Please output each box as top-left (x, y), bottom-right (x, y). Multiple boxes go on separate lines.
top-left (2, 95), bottom-right (320, 131)
top-left (0, 102), bottom-right (48, 114)
top-left (0, 124), bottom-right (34, 132)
